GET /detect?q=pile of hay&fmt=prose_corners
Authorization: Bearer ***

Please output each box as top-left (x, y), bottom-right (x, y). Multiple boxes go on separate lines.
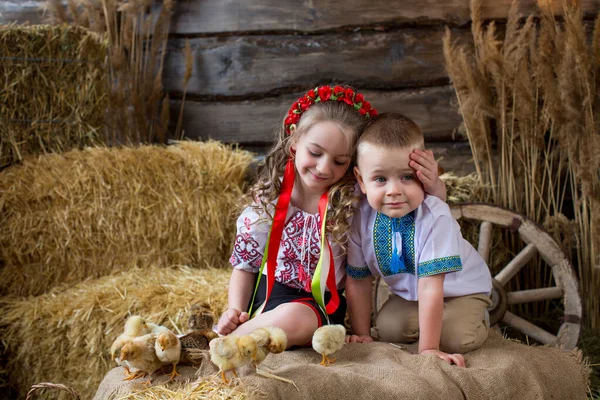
top-left (0, 140), bottom-right (253, 297)
top-left (0, 264), bottom-right (231, 400)
top-left (0, 24), bottom-right (108, 169)
top-left (440, 172), bottom-right (486, 204)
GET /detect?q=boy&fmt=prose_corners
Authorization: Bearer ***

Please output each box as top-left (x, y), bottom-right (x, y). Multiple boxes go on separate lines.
top-left (345, 113), bottom-right (492, 367)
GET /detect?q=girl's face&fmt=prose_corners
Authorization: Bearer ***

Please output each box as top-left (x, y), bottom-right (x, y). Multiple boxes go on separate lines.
top-left (354, 142), bottom-right (425, 219)
top-left (291, 121), bottom-right (352, 195)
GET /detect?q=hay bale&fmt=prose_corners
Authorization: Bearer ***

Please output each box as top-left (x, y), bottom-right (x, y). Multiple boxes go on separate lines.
top-left (0, 24), bottom-right (108, 169)
top-left (0, 140), bottom-right (253, 297)
top-left (0, 264), bottom-right (231, 400)
top-left (440, 172), bottom-right (486, 204)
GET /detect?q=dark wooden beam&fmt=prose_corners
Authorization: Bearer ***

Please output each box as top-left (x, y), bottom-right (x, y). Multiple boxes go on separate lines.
top-left (171, 0), bottom-right (600, 34)
top-left (0, 1), bottom-right (45, 25)
top-left (169, 85), bottom-right (463, 145)
top-left (164, 28), bottom-right (471, 97)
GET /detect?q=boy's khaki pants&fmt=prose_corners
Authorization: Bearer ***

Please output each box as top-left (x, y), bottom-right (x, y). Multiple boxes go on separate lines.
top-left (375, 293), bottom-right (492, 354)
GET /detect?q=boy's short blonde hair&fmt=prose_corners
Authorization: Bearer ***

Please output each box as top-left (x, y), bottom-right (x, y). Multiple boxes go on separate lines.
top-left (357, 113), bottom-right (424, 156)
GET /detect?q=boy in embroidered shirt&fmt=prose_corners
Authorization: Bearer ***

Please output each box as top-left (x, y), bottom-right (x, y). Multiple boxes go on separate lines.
top-left (345, 113), bottom-right (492, 367)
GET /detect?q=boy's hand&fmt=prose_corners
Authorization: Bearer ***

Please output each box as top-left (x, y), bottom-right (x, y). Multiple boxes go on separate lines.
top-left (345, 334), bottom-right (374, 344)
top-left (420, 349), bottom-right (466, 367)
top-left (216, 308), bottom-right (249, 335)
top-left (409, 149), bottom-right (446, 201)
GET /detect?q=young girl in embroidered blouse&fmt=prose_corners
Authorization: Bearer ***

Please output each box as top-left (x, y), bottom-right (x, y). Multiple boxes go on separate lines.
top-left (346, 113), bottom-right (492, 367)
top-left (216, 87), bottom-right (445, 348)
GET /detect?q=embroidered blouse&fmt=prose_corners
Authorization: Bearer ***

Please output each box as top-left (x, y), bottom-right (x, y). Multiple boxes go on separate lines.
top-left (229, 203), bottom-right (346, 291)
top-left (346, 195), bottom-right (492, 301)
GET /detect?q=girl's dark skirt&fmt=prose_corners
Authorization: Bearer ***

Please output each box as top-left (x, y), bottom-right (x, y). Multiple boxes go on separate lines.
top-left (249, 278), bottom-right (347, 327)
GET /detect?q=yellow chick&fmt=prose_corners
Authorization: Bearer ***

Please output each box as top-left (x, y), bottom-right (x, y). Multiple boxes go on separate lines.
top-left (209, 335), bottom-right (255, 384)
top-left (248, 326), bottom-right (288, 368)
top-left (155, 330), bottom-right (181, 380)
top-left (312, 324), bottom-right (346, 366)
top-left (120, 333), bottom-right (163, 384)
top-left (262, 326), bottom-right (287, 354)
top-left (147, 321), bottom-right (170, 335)
top-left (110, 316), bottom-right (151, 375)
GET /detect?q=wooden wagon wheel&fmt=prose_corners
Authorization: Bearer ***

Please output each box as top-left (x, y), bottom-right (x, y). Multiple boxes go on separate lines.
top-left (372, 203), bottom-right (582, 351)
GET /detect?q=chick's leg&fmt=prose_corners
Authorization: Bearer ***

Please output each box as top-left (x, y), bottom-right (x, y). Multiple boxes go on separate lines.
top-left (169, 362), bottom-right (180, 380)
top-left (220, 370), bottom-right (229, 384)
top-left (232, 369), bottom-right (238, 378)
top-left (319, 354), bottom-right (327, 366)
top-left (124, 371), bottom-right (147, 381)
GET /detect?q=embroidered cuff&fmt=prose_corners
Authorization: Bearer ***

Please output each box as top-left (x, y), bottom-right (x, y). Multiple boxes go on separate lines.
top-left (418, 255), bottom-right (462, 277)
top-left (346, 264), bottom-right (372, 280)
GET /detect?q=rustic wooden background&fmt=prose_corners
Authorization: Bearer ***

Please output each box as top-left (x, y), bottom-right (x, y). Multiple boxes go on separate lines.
top-left (2, 0), bottom-right (599, 173)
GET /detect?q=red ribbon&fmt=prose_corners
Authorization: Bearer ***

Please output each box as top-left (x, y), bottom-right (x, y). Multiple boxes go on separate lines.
top-left (264, 158), bottom-right (295, 308)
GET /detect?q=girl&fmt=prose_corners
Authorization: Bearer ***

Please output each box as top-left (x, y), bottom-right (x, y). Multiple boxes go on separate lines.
top-left (216, 86), bottom-right (444, 348)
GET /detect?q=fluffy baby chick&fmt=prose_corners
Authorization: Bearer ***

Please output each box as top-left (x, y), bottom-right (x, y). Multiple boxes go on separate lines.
top-left (209, 335), bottom-right (255, 384)
top-left (312, 324), bottom-right (346, 366)
top-left (110, 316), bottom-right (151, 375)
top-left (187, 302), bottom-right (215, 332)
top-left (120, 333), bottom-right (163, 384)
top-left (179, 329), bottom-right (219, 365)
top-left (147, 321), bottom-right (170, 335)
top-left (155, 330), bottom-right (181, 380)
top-left (248, 326), bottom-right (288, 368)
top-left (261, 326), bottom-right (287, 354)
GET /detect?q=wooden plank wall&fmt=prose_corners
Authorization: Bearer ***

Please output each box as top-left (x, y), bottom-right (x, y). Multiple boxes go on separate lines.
top-left (3, 0), bottom-right (600, 173)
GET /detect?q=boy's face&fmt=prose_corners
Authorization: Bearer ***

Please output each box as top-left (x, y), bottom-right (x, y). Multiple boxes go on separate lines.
top-left (354, 142), bottom-right (425, 218)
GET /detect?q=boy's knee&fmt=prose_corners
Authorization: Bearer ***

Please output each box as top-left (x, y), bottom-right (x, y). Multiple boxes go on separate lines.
top-left (439, 321), bottom-right (488, 354)
top-left (376, 315), bottom-right (419, 344)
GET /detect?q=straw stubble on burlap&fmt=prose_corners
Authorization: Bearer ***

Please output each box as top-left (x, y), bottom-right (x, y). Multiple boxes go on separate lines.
top-left (95, 331), bottom-right (589, 400)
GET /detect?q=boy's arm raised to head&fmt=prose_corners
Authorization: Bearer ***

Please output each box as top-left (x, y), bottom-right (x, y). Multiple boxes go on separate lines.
top-left (410, 149), bottom-right (447, 201)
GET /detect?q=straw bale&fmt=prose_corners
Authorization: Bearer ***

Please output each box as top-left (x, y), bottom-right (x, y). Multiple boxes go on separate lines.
top-left (0, 140), bottom-right (253, 297)
top-left (0, 264), bottom-right (232, 400)
top-left (0, 24), bottom-right (108, 169)
top-left (440, 172), bottom-right (486, 204)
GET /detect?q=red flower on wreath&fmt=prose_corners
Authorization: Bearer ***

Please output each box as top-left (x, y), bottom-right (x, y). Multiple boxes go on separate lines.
top-left (284, 85), bottom-right (378, 134)
top-left (318, 86), bottom-right (332, 101)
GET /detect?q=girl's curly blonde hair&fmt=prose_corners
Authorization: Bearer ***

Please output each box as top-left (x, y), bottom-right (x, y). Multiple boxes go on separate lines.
top-left (247, 99), bottom-right (368, 252)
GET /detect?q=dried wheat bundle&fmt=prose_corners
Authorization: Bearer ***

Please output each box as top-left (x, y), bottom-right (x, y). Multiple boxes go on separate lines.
top-left (0, 140), bottom-right (253, 297)
top-left (444, 0), bottom-right (600, 326)
top-left (45, 0), bottom-right (182, 144)
top-left (0, 24), bottom-right (108, 169)
top-left (0, 265), bottom-right (231, 400)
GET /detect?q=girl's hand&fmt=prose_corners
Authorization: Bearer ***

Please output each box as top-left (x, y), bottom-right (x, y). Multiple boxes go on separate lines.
top-left (420, 349), bottom-right (466, 367)
top-left (216, 307), bottom-right (249, 335)
top-left (345, 334), bottom-right (374, 344)
top-left (409, 149), bottom-right (446, 201)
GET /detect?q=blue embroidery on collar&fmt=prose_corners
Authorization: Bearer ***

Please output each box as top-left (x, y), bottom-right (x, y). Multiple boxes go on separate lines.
top-left (373, 211), bottom-right (416, 276)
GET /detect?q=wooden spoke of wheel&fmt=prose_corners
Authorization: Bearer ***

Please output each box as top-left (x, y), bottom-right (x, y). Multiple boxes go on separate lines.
top-left (478, 221), bottom-right (493, 264)
top-left (506, 287), bottom-right (563, 305)
top-left (494, 243), bottom-right (537, 286)
top-left (502, 311), bottom-right (558, 345)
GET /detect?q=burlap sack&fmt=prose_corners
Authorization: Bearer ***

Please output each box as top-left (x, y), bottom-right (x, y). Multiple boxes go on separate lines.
top-left (94, 331), bottom-right (588, 399)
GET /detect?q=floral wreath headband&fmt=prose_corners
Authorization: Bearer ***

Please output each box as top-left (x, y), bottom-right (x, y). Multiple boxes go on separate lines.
top-left (284, 85), bottom-right (378, 135)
